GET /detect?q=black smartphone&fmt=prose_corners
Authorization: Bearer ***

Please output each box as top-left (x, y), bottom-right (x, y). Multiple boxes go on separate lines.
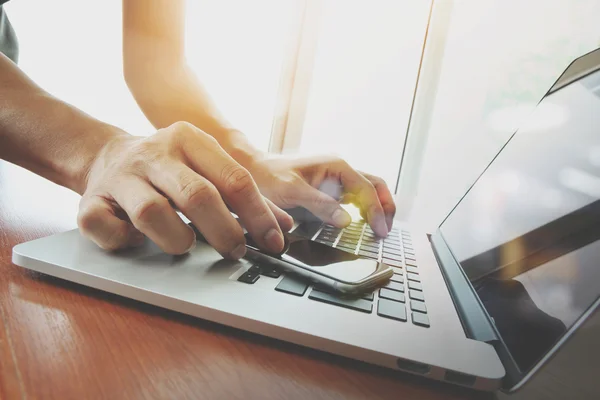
top-left (244, 233), bottom-right (393, 294)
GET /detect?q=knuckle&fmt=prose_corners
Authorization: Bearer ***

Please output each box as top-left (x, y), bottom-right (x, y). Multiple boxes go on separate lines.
top-left (333, 156), bottom-right (349, 169)
top-left (221, 164), bottom-right (255, 196)
top-left (180, 179), bottom-right (217, 209)
top-left (126, 142), bottom-right (163, 173)
top-left (131, 197), bottom-right (170, 225)
top-left (200, 132), bottom-right (219, 146)
top-left (77, 204), bottom-right (103, 234)
top-left (171, 120), bottom-right (195, 133)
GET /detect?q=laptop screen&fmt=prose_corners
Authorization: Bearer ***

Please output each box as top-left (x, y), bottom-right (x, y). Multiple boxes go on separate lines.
top-left (439, 64), bottom-right (600, 374)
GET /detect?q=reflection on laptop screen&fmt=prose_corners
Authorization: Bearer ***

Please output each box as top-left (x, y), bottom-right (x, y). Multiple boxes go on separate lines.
top-left (440, 68), bottom-right (600, 373)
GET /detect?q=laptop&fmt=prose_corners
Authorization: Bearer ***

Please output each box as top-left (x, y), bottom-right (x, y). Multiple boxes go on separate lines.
top-left (12, 48), bottom-right (600, 393)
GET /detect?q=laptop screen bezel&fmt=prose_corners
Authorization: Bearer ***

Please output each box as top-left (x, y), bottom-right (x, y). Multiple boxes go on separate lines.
top-left (432, 47), bottom-right (600, 392)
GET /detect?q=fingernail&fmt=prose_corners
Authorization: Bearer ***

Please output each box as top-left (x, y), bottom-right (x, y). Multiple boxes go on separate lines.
top-left (185, 238), bottom-right (197, 253)
top-left (373, 214), bottom-right (388, 238)
top-left (332, 209), bottom-right (352, 227)
top-left (230, 244), bottom-right (247, 260)
top-left (264, 228), bottom-right (284, 253)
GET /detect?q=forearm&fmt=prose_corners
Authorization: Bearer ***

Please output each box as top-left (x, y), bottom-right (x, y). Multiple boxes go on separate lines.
top-left (0, 54), bottom-right (125, 194)
top-left (125, 61), bottom-right (264, 167)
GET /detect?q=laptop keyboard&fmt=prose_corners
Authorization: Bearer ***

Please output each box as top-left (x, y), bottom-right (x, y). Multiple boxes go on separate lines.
top-left (238, 221), bottom-right (430, 328)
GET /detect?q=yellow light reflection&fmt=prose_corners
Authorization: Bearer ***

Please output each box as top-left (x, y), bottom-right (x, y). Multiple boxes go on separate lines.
top-left (341, 203), bottom-right (362, 222)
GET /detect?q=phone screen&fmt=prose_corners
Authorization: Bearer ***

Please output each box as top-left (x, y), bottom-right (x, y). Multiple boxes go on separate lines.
top-left (246, 233), bottom-right (379, 283)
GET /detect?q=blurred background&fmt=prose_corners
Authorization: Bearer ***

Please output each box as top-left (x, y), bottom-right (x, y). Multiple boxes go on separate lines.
top-left (6, 0), bottom-right (600, 230)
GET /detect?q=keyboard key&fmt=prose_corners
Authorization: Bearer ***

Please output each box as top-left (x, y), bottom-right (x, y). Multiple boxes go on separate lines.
top-left (384, 281), bottom-right (404, 292)
top-left (309, 289), bottom-right (373, 313)
top-left (409, 290), bottom-right (425, 302)
top-left (259, 265), bottom-right (282, 278)
top-left (377, 299), bottom-right (407, 322)
top-left (362, 239), bottom-right (380, 246)
top-left (412, 312), bottom-right (430, 327)
top-left (379, 288), bottom-right (406, 303)
top-left (405, 256), bottom-right (417, 262)
top-left (406, 272), bottom-right (420, 282)
top-left (315, 239), bottom-right (335, 247)
top-left (341, 232), bottom-right (361, 240)
top-left (275, 275), bottom-right (309, 296)
top-left (358, 250), bottom-right (379, 259)
top-left (406, 266), bottom-right (419, 274)
top-left (237, 265), bottom-right (261, 284)
top-left (410, 300), bottom-right (427, 314)
top-left (383, 242), bottom-right (403, 251)
top-left (383, 253), bottom-right (403, 262)
top-left (338, 237), bottom-right (357, 245)
top-left (317, 234), bottom-right (337, 242)
top-left (362, 291), bottom-right (375, 301)
top-left (336, 244), bottom-right (356, 253)
top-left (382, 258), bottom-right (403, 268)
top-left (345, 226), bottom-right (363, 233)
top-left (403, 245), bottom-right (414, 251)
top-left (408, 281), bottom-right (423, 291)
top-left (390, 274), bottom-right (404, 284)
top-left (360, 242), bottom-right (380, 252)
top-left (384, 248), bottom-right (403, 257)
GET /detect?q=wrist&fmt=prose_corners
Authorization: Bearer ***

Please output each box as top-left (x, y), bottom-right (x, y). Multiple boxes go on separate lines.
top-left (219, 129), bottom-right (266, 170)
top-left (69, 124), bottom-right (129, 195)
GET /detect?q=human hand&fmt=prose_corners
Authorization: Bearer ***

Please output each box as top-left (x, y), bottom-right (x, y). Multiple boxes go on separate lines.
top-left (245, 155), bottom-right (396, 237)
top-left (77, 122), bottom-right (293, 257)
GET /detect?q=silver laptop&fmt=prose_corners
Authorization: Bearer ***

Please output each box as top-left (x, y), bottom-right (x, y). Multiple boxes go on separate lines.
top-left (12, 49), bottom-right (600, 393)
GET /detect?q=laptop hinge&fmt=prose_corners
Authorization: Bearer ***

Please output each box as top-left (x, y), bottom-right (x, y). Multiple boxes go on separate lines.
top-left (429, 231), bottom-right (499, 343)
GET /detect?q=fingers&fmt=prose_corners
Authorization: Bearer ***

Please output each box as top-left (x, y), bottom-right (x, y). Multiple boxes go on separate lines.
top-left (264, 198), bottom-right (294, 232)
top-left (78, 195), bottom-right (145, 251)
top-left (289, 180), bottom-right (353, 228)
top-left (147, 162), bottom-right (247, 259)
top-left (178, 130), bottom-right (285, 254)
top-left (360, 172), bottom-right (396, 232)
top-left (331, 162), bottom-right (388, 237)
top-left (109, 177), bottom-right (197, 255)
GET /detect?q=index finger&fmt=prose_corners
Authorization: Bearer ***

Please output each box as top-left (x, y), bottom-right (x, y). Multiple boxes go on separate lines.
top-left (360, 172), bottom-right (396, 232)
top-left (181, 131), bottom-right (285, 254)
top-left (331, 161), bottom-right (388, 237)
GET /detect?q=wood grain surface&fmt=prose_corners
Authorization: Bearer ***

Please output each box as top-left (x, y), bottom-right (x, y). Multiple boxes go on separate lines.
top-left (0, 161), bottom-right (494, 400)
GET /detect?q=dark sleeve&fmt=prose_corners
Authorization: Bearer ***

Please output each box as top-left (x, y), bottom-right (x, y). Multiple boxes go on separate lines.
top-left (0, 4), bottom-right (19, 63)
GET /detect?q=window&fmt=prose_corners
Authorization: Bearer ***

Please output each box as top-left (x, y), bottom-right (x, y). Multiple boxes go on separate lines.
top-left (401, 0), bottom-right (600, 230)
top-left (6, 0), bottom-right (296, 150)
top-left (6, 0), bottom-right (153, 136)
top-left (184, 0), bottom-right (297, 151)
top-left (291, 0), bottom-right (431, 189)
top-left (6, 0), bottom-right (600, 229)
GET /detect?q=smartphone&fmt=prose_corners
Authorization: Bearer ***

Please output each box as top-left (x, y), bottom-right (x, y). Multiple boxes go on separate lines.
top-left (244, 233), bottom-right (393, 294)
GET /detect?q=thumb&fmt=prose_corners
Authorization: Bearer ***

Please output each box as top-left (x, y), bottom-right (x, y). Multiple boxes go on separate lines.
top-left (289, 181), bottom-right (352, 228)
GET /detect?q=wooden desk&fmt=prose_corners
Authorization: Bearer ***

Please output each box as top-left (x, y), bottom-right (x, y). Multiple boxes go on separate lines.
top-left (0, 161), bottom-right (491, 400)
